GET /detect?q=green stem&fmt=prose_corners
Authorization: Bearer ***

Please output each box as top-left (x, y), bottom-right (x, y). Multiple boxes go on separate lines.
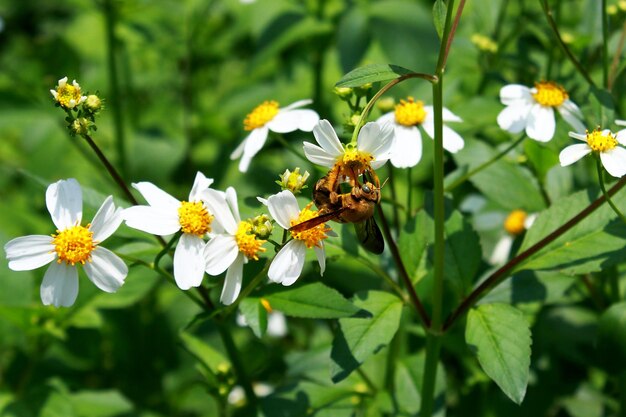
top-left (421, 73), bottom-right (446, 417)
top-left (609, 19), bottom-right (626, 90)
top-left (386, 164), bottom-right (401, 233)
top-left (407, 167), bottom-right (413, 220)
top-left (216, 322), bottom-right (257, 410)
top-left (155, 232), bottom-right (181, 269)
top-left (597, 158), bottom-right (626, 225)
top-left (444, 174), bottom-right (626, 331)
top-left (435, 0), bottom-right (462, 74)
top-left (377, 205), bottom-right (430, 327)
top-left (602, 0), bottom-right (609, 89)
top-left (350, 73), bottom-right (438, 144)
top-left (356, 368), bottom-right (378, 394)
top-left (103, 0), bottom-right (127, 176)
top-left (445, 134), bottom-right (525, 192)
top-left (539, 0), bottom-right (596, 87)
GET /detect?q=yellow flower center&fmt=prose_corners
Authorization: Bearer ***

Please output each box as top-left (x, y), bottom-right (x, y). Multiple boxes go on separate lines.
top-left (394, 97), bottom-right (427, 127)
top-left (587, 128), bottom-right (618, 152)
top-left (532, 81), bottom-right (568, 107)
top-left (178, 201), bottom-right (213, 236)
top-left (244, 100), bottom-right (280, 130)
top-left (341, 146), bottom-right (374, 176)
top-left (260, 298), bottom-right (273, 313)
top-left (235, 221), bottom-right (266, 260)
top-left (56, 83), bottom-right (83, 109)
top-left (52, 224), bottom-right (96, 265)
top-left (504, 210), bottom-right (527, 236)
top-left (290, 203), bottom-right (330, 248)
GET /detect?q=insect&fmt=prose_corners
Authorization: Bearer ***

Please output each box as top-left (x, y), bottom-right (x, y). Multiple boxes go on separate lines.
top-left (289, 163), bottom-right (384, 254)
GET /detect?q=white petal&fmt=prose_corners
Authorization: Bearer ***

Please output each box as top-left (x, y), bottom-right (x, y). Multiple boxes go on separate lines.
top-left (314, 243), bottom-right (326, 276)
top-left (500, 84), bottom-right (532, 105)
top-left (268, 240), bottom-right (306, 286)
top-left (268, 109), bottom-right (320, 133)
top-left (89, 196), bottom-right (123, 242)
top-left (220, 254), bottom-right (244, 305)
top-left (132, 182), bottom-right (180, 209)
top-left (616, 120), bottom-right (626, 127)
top-left (441, 125), bottom-right (465, 153)
top-left (312, 120), bottom-right (344, 157)
top-left (303, 142), bottom-right (338, 167)
top-left (189, 172), bottom-right (214, 202)
top-left (568, 131), bottom-right (587, 141)
top-left (526, 105), bottom-right (555, 142)
top-left (173, 234), bottom-right (206, 290)
top-left (5, 235), bottom-right (55, 271)
top-left (616, 130), bottom-right (626, 146)
top-left (267, 190), bottom-right (300, 230)
top-left (497, 104), bottom-right (530, 134)
top-left (41, 262), bottom-right (78, 307)
top-left (376, 112), bottom-right (396, 125)
top-left (238, 127), bottom-right (269, 172)
top-left (122, 206), bottom-right (181, 235)
top-left (557, 101), bottom-right (586, 134)
top-left (225, 187), bottom-right (241, 224)
top-left (267, 312), bottom-right (288, 337)
top-left (441, 107), bottom-right (462, 122)
top-left (203, 189), bottom-right (238, 234)
top-left (600, 147), bottom-right (626, 177)
top-left (205, 235), bottom-right (239, 275)
top-left (230, 136), bottom-right (247, 160)
top-left (46, 178), bottom-right (82, 230)
top-left (83, 247), bottom-right (127, 293)
top-left (390, 126), bottom-right (422, 168)
top-left (559, 143), bottom-right (591, 167)
top-left (281, 99), bottom-right (313, 111)
top-left (359, 122), bottom-right (394, 162)
top-left (490, 236), bottom-right (513, 265)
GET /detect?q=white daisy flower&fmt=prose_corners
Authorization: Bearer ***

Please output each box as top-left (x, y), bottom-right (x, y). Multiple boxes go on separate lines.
top-left (497, 81), bottom-right (585, 142)
top-left (4, 179), bottom-right (127, 307)
top-left (490, 209), bottom-right (536, 265)
top-left (50, 76), bottom-right (87, 109)
top-left (303, 119), bottom-right (394, 175)
top-left (265, 190), bottom-right (330, 286)
top-left (202, 187), bottom-right (266, 305)
top-left (122, 172), bottom-right (216, 290)
top-left (559, 128), bottom-right (626, 178)
top-left (231, 99), bottom-right (320, 172)
top-left (376, 97), bottom-right (464, 168)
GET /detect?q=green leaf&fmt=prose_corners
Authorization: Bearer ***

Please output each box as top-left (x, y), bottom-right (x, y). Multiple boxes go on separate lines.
top-left (466, 303), bottom-right (531, 404)
top-left (481, 270), bottom-right (576, 306)
top-left (263, 282), bottom-right (360, 319)
top-left (518, 187), bottom-right (626, 274)
top-left (452, 139), bottom-right (546, 212)
top-left (394, 353), bottom-right (446, 417)
top-left (70, 390), bottom-right (133, 417)
top-left (596, 302), bottom-right (626, 374)
top-left (432, 0), bottom-right (447, 39)
top-left (238, 297), bottom-right (268, 338)
top-left (179, 331), bottom-right (230, 382)
top-left (588, 86), bottom-right (615, 127)
top-left (335, 63), bottom-right (415, 88)
top-left (330, 291), bottom-right (403, 382)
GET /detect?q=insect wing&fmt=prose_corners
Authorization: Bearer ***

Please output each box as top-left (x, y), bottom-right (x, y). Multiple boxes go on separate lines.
top-left (289, 208), bottom-right (346, 233)
top-left (354, 217), bottom-right (384, 254)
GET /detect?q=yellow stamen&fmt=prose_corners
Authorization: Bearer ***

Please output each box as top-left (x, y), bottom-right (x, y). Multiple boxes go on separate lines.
top-left (290, 203), bottom-right (330, 248)
top-left (244, 100), bottom-right (280, 130)
top-left (394, 97), bottom-right (427, 127)
top-left (586, 128), bottom-right (618, 152)
top-left (532, 81), bottom-right (568, 107)
top-left (52, 224), bottom-right (96, 265)
top-left (55, 82), bottom-right (83, 109)
top-left (178, 201), bottom-right (213, 236)
top-left (504, 210), bottom-right (527, 236)
top-left (341, 146), bottom-right (374, 176)
top-left (260, 298), bottom-right (273, 313)
top-left (235, 221), bottom-right (266, 260)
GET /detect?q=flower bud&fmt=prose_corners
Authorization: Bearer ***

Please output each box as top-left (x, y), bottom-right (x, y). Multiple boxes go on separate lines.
top-left (70, 117), bottom-right (91, 136)
top-left (250, 214), bottom-right (273, 240)
top-left (376, 97), bottom-right (395, 113)
top-left (333, 86), bottom-right (353, 101)
top-left (276, 167), bottom-right (310, 194)
top-left (84, 94), bottom-right (103, 113)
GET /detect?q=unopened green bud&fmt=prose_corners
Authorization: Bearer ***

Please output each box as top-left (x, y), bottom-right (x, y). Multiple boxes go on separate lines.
top-left (84, 94), bottom-right (103, 113)
top-left (349, 113), bottom-right (362, 128)
top-left (354, 83), bottom-right (372, 97)
top-left (250, 214), bottom-right (273, 239)
top-left (70, 117), bottom-right (91, 136)
top-left (276, 167), bottom-right (310, 194)
top-left (333, 86), bottom-right (353, 100)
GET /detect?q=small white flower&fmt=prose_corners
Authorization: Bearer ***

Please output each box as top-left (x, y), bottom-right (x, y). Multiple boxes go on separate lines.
top-left (4, 179), bottom-right (127, 307)
top-left (559, 128), bottom-right (626, 178)
top-left (303, 119), bottom-right (393, 174)
top-left (490, 210), bottom-right (536, 265)
top-left (376, 97), bottom-right (464, 168)
top-left (497, 81), bottom-right (585, 142)
top-left (202, 187), bottom-right (266, 305)
top-left (231, 99), bottom-right (319, 172)
top-left (122, 172), bottom-right (215, 290)
top-left (50, 76), bottom-right (87, 109)
top-left (265, 190), bottom-right (330, 286)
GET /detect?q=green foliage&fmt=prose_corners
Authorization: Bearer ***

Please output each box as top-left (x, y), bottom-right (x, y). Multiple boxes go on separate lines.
top-left (263, 282), bottom-right (360, 319)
